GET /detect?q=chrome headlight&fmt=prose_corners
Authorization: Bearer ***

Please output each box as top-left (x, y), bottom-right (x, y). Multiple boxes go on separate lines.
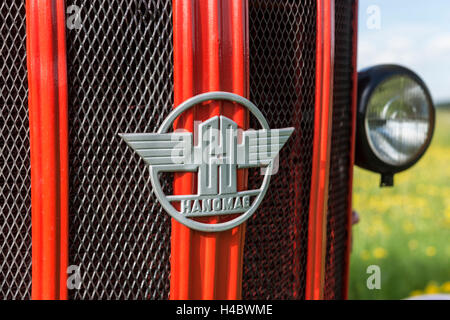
top-left (355, 65), bottom-right (435, 186)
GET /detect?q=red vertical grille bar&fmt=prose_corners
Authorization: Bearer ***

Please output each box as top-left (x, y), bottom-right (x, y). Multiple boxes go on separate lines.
top-left (171, 0), bottom-right (249, 300)
top-left (26, 0), bottom-right (69, 300)
top-left (305, 0), bottom-right (335, 300)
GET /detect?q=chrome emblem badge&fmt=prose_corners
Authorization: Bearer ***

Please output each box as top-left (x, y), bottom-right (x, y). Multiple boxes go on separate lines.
top-left (120, 92), bottom-right (294, 232)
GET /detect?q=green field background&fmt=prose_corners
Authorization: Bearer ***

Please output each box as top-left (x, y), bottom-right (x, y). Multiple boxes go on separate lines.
top-left (349, 108), bottom-right (450, 300)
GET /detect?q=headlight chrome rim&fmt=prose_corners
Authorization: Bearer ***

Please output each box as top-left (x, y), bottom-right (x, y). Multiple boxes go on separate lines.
top-left (355, 65), bottom-right (435, 176)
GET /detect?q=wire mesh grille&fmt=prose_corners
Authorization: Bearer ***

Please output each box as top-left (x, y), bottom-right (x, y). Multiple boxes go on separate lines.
top-left (66, 0), bottom-right (173, 299)
top-left (242, 0), bottom-right (316, 299)
top-left (0, 1), bottom-right (31, 300)
top-left (324, 0), bottom-right (355, 300)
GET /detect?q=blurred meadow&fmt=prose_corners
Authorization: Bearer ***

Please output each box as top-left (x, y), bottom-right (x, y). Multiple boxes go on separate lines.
top-left (349, 108), bottom-right (450, 300)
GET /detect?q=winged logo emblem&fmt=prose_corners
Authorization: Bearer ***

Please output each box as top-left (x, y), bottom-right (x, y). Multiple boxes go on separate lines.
top-left (119, 92), bottom-right (294, 232)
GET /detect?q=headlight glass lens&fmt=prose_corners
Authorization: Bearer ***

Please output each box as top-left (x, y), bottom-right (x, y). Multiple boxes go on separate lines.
top-left (365, 75), bottom-right (432, 166)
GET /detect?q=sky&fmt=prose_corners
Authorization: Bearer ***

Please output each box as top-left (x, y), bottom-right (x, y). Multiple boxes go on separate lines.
top-left (358, 0), bottom-right (450, 103)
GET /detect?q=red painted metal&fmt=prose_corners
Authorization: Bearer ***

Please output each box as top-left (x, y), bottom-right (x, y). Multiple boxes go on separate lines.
top-left (306, 0), bottom-right (335, 300)
top-left (26, 0), bottom-right (69, 300)
top-left (171, 0), bottom-right (249, 300)
top-left (343, 0), bottom-right (359, 300)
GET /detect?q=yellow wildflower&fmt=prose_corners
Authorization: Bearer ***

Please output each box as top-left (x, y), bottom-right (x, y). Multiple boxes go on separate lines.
top-left (425, 246), bottom-right (437, 257)
top-left (424, 282), bottom-right (440, 294)
top-left (441, 282), bottom-right (450, 293)
top-left (409, 290), bottom-right (422, 297)
top-left (445, 208), bottom-right (450, 226)
top-left (403, 222), bottom-right (415, 234)
top-left (373, 247), bottom-right (388, 259)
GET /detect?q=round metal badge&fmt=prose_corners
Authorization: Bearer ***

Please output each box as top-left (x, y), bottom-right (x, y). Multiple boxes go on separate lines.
top-left (120, 91), bottom-right (294, 232)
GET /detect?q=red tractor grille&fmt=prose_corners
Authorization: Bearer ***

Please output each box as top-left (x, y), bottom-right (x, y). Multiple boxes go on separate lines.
top-left (0, 0), bottom-right (357, 300)
top-left (0, 1), bottom-right (32, 300)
